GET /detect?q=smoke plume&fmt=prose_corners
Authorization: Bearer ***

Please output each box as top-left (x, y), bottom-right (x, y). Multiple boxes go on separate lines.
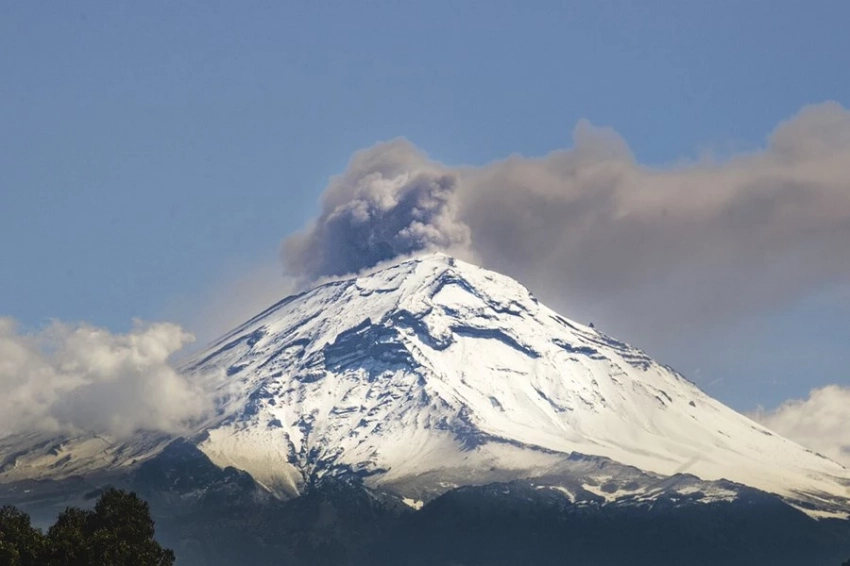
top-left (283, 140), bottom-right (471, 284)
top-left (283, 102), bottom-right (850, 341)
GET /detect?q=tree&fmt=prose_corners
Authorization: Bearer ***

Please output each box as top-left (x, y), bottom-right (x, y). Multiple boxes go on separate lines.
top-left (83, 489), bottom-right (174, 566)
top-left (0, 489), bottom-right (174, 566)
top-left (47, 507), bottom-right (97, 566)
top-left (0, 506), bottom-right (47, 566)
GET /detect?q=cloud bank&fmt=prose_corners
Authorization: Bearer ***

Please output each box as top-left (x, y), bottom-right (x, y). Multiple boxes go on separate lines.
top-left (752, 385), bottom-right (850, 467)
top-left (282, 102), bottom-right (850, 341)
top-left (0, 317), bottom-right (210, 438)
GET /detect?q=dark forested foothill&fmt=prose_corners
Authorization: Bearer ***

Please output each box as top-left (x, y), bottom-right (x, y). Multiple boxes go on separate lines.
top-left (0, 489), bottom-right (173, 566)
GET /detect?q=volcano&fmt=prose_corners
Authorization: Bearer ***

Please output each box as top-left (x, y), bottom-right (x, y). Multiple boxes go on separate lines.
top-left (2, 253), bottom-right (849, 565)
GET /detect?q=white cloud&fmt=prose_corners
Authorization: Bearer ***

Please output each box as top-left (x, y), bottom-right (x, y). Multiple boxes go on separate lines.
top-left (752, 385), bottom-right (850, 467)
top-left (0, 317), bottom-right (211, 438)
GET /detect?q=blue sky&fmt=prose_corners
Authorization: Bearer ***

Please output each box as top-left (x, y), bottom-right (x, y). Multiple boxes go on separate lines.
top-left (2, 1), bottom-right (849, 413)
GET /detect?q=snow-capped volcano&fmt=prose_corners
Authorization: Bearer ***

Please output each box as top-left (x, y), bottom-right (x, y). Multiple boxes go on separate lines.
top-left (2, 254), bottom-right (849, 518)
top-left (183, 253), bottom-right (848, 510)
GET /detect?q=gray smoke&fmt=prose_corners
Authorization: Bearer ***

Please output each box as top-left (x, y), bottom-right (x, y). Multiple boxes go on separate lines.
top-left (283, 139), bottom-right (471, 283)
top-left (282, 102), bottom-right (850, 341)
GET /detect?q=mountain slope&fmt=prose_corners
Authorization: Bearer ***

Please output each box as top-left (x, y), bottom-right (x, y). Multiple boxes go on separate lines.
top-left (179, 253), bottom-right (849, 514)
top-left (2, 253), bottom-right (849, 519)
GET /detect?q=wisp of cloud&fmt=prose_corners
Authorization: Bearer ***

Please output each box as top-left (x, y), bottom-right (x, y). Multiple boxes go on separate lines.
top-left (752, 385), bottom-right (850, 467)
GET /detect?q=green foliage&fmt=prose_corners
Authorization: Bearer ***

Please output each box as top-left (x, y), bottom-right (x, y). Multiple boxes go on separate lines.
top-left (0, 489), bottom-right (173, 566)
top-left (46, 507), bottom-right (90, 566)
top-left (0, 506), bottom-right (47, 566)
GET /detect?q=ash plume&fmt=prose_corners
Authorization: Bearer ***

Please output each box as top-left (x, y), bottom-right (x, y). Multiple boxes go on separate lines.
top-left (283, 102), bottom-right (850, 340)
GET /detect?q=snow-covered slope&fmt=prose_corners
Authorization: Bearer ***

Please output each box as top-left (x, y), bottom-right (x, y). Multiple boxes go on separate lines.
top-left (2, 254), bottom-right (849, 517)
top-left (181, 253), bottom-right (848, 512)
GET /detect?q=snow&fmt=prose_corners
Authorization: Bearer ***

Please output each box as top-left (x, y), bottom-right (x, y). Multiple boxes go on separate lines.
top-left (3, 253), bottom-right (849, 518)
top-left (402, 497), bottom-right (424, 510)
top-left (539, 485), bottom-right (575, 502)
